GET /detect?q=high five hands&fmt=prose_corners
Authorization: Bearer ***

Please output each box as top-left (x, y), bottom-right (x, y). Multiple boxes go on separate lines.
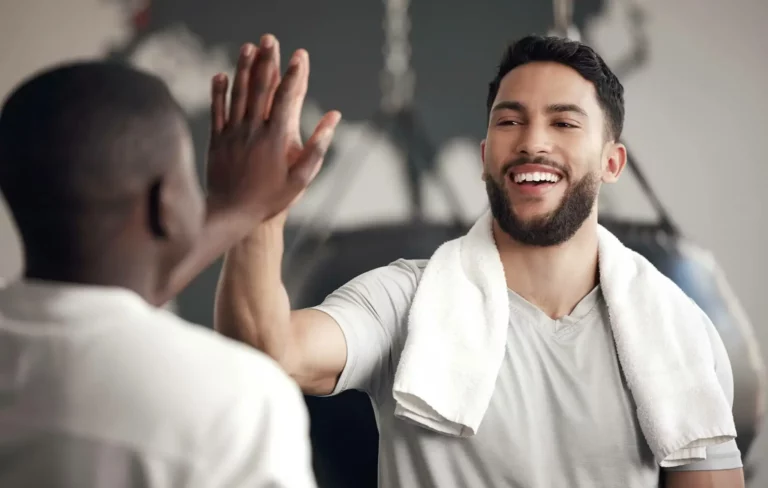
top-left (206, 34), bottom-right (341, 224)
top-left (157, 34), bottom-right (338, 305)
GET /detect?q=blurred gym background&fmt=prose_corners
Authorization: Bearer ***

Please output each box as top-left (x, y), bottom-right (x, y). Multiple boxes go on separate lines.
top-left (1, 0), bottom-right (766, 486)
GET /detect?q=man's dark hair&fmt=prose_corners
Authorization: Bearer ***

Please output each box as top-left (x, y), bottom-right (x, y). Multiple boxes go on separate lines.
top-left (0, 62), bottom-right (183, 237)
top-left (487, 35), bottom-right (625, 141)
top-left (0, 61), bottom-right (187, 261)
top-left (0, 61), bottom-right (185, 209)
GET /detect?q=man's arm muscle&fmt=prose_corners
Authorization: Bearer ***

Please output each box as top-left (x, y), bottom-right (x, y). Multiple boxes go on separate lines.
top-left (214, 224), bottom-right (348, 396)
top-left (286, 308), bottom-right (348, 395)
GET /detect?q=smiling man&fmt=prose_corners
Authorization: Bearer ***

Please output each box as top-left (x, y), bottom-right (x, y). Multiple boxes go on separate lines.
top-left (215, 35), bottom-right (744, 488)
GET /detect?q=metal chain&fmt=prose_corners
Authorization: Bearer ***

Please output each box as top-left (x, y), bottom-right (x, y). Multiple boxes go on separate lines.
top-left (552, 0), bottom-right (573, 36)
top-left (380, 0), bottom-right (415, 113)
top-left (550, 0), bottom-right (581, 40)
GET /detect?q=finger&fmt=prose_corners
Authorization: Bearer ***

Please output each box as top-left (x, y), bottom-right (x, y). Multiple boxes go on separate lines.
top-left (264, 112), bottom-right (340, 220)
top-left (228, 43), bottom-right (257, 127)
top-left (210, 73), bottom-right (229, 135)
top-left (262, 39), bottom-right (281, 119)
top-left (245, 34), bottom-right (280, 125)
top-left (288, 110), bottom-right (341, 188)
top-left (288, 49), bottom-right (308, 145)
top-left (269, 49), bottom-right (309, 133)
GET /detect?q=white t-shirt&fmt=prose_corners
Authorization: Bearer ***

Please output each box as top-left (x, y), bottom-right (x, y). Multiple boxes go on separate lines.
top-left (0, 279), bottom-right (316, 488)
top-left (313, 259), bottom-right (742, 488)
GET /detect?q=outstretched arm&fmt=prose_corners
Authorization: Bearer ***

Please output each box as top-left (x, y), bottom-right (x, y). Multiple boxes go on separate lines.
top-left (662, 469), bottom-right (744, 488)
top-left (215, 220), bottom-right (348, 396)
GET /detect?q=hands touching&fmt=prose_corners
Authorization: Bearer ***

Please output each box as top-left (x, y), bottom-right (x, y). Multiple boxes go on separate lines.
top-left (205, 34), bottom-right (341, 225)
top-left (156, 35), bottom-right (337, 305)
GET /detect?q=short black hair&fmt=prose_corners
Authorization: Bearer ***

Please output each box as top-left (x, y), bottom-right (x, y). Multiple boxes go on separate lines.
top-left (0, 61), bottom-right (186, 212)
top-left (487, 35), bottom-right (624, 141)
top-left (0, 61), bottom-right (188, 261)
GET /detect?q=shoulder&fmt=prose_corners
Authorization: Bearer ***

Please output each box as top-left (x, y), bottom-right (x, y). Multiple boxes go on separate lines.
top-left (352, 257), bottom-right (427, 281)
top-left (102, 308), bottom-right (303, 432)
top-left (702, 318), bottom-right (730, 372)
top-left (390, 257), bottom-right (428, 275)
top-left (150, 309), bottom-right (297, 394)
top-left (32, 305), bottom-right (308, 475)
top-left (665, 309), bottom-right (743, 472)
top-left (142, 314), bottom-right (314, 485)
top-left (151, 309), bottom-right (278, 366)
top-left (312, 258), bottom-right (427, 326)
top-left (373, 258), bottom-right (427, 288)
top-left (335, 258), bottom-right (427, 296)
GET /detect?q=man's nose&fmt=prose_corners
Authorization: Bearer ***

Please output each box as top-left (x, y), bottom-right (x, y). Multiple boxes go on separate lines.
top-left (515, 124), bottom-right (553, 156)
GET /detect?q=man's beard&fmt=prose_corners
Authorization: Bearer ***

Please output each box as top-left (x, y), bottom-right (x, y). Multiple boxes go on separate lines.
top-left (485, 167), bottom-right (599, 247)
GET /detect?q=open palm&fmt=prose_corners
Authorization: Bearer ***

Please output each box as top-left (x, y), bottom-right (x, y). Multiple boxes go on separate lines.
top-left (205, 36), bottom-right (340, 224)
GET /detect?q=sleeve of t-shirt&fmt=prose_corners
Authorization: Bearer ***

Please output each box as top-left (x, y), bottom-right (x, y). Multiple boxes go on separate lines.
top-left (201, 353), bottom-right (318, 488)
top-left (663, 318), bottom-right (744, 472)
top-left (310, 259), bottom-right (425, 399)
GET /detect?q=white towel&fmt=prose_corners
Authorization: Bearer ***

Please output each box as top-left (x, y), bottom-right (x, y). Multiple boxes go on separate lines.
top-left (392, 210), bottom-right (737, 467)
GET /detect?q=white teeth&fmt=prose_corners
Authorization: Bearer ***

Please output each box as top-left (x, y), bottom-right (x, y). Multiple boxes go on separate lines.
top-left (513, 172), bottom-right (561, 184)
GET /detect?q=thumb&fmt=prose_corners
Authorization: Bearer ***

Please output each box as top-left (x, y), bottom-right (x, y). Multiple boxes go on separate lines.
top-left (287, 110), bottom-right (341, 190)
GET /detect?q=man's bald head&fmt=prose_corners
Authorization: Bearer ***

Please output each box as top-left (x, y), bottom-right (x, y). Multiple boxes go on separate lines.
top-left (0, 61), bottom-right (204, 290)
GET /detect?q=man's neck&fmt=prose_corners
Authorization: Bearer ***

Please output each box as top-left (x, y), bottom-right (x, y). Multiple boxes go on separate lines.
top-left (494, 218), bottom-right (599, 319)
top-left (23, 250), bottom-right (160, 303)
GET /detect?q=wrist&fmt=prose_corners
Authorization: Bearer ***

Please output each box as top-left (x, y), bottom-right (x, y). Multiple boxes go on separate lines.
top-left (233, 220), bottom-right (285, 265)
top-left (205, 192), bottom-right (269, 226)
top-left (248, 222), bottom-right (282, 240)
top-left (227, 227), bottom-right (284, 281)
top-left (242, 214), bottom-right (286, 245)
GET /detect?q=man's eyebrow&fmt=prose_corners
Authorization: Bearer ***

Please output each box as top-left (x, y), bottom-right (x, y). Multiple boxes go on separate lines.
top-left (491, 100), bottom-right (526, 114)
top-left (491, 101), bottom-right (588, 118)
top-left (546, 103), bottom-right (588, 117)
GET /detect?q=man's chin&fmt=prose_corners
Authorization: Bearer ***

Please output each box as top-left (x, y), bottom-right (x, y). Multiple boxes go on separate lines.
top-left (508, 208), bottom-right (555, 228)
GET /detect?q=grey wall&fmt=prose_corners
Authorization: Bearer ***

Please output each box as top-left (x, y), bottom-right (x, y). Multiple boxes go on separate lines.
top-left (1, 0), bottom-right (767, 483)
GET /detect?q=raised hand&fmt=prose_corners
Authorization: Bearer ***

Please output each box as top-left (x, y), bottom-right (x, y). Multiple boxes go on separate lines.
top-left (155, 35), bottom-right (339, 306)
top-left (205, 34), bottom-right (341, 223)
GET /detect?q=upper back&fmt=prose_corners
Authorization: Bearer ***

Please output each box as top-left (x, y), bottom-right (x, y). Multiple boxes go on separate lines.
top-left (0, 280), bottom-right (315, 488)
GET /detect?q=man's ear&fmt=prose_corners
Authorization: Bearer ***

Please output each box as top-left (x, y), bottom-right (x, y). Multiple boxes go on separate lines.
top-left (147, 179), bottom-right (168, 240)
top-left (480, 139), bottom-right (488, 181)
top-left (147, 175), bottom-right (186, 241)
top-left (602, 142), bottom-right (627, 183)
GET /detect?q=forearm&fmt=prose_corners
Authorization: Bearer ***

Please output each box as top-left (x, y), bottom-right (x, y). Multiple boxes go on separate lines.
top-left (214, 223), bottom-right (297, 363)
top-left (154, 208), bottom-right (257, 307)
top-left (663, 468), bottom-right (744, 488)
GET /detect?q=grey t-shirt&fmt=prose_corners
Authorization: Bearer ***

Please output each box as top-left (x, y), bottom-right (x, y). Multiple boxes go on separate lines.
top-left (312, 259), bottom-right (742, 488)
